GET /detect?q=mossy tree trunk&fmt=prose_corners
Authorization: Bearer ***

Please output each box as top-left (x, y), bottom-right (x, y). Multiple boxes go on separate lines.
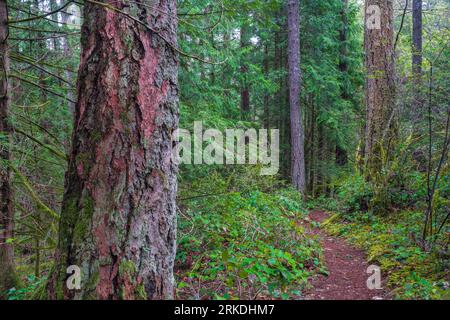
top-left (363, 0), bottom-right (396, 174)
top-left (0, 0), bottom-right (17, 297)
top-left (47, 0), bottom-right (179, 300)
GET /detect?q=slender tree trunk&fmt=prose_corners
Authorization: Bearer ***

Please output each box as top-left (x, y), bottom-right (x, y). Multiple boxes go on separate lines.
top-left (47, 0), bottom-right (179, 300)
top-left (412, 0), bottom-right (422, 77)
top-left (240, 22), bottom-right (250, 117)
top-left (264, 42), bottom-right (270, 128)
top-left (364, 0), bottom-right (396, 174)
top-left (412, 0), bottom-right (423, 129)
top-left (317, 122), bottom-right (325, 194)
top-left (337, 0), bottom-right (349, 166)
top-left (275, 27), bottom-right (281, 132)
top-left (287, 0), bottom-right (306, 194)
top-left (309, 101), bottom-right (316, 195)
top-left (61, 0), bottom-right (76, 113)
top-left (0, 0), bottom-right (17, 296)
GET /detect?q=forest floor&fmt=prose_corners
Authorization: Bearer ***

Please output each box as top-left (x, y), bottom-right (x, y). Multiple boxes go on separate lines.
top-left (303, 210), bottom-right (389, 300)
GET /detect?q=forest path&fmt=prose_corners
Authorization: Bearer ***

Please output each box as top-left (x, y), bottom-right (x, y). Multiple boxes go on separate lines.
top-left (303, 210), bottom-right (388, 300)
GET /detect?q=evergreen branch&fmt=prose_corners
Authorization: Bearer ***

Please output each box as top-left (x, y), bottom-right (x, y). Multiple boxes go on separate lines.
top-left (11, 166), bottom-right (60, 221)
top-left (9, 74), bottom-right (77, 104)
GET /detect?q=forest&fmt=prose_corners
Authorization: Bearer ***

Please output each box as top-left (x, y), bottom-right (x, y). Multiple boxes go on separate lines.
top-left (0, 0), bottom-right (448, 302)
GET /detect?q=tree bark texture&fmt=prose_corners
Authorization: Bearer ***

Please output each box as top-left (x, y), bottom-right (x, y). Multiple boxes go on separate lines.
top-left (47, 0), bottom-right (179, 300)
top-left (0, 0), bottom-right (17, 296)
top-left (364, 0), bottom-right (396, 174)
top-left (287, 0), bottom-right (306, 194)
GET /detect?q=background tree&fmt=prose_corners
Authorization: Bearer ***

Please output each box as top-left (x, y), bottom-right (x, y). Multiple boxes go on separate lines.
top-left (411, 0), bottom-right (423, 130)
top-left (287, 0), bottom-right (306, 194)
top-left (363, 0), bottom-right (397, 213)
top-left (0, 0), bottom-right (18, 296)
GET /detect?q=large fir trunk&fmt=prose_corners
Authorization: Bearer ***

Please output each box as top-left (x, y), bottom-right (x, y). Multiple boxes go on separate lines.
top-left (47, 0), bottom-right (179, 300)
top-left (0, 0), bottom-right (16, 296)
top-left (363, 0), bottom-right (396, 174)
top-left (287, 0), bottom-right (306, 194)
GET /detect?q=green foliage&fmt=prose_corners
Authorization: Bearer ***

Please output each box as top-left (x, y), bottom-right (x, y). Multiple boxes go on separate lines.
top-left (176, 172), bottom-right (322, 299)
top-left (6, 275), bottom-right (45, 300)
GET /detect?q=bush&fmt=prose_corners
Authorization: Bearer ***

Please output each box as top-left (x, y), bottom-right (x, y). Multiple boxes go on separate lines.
top-left (333, 173), bottom-right (373, 212)
top-left (175, 177), bottom-right (323, 300)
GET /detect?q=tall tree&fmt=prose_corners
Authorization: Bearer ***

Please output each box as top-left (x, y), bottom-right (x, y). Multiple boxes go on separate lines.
top-left (0, 0), bottom-right (17, 296)
top-left (336, 0), bottom-right (349, 166)
top-left (61, 2), bottom-right (76, 113)
top-left (47, 0), bottom-right (179, 300)
top-left (412, 0), bottom-right (423, 76)
top-left (287, 0), bottom-right (306, 194)
top-left (412, 0), bottom-right (423, 129)
top-left (363, 0), bottom-right (396, 175)
top-left (240, 21), bottom-right (251, 118)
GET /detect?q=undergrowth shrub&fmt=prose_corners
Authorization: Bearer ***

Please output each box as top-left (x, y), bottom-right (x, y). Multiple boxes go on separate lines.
top-left (331, 173), bottom-right (373, 213)
top-left (176, 170), bottom-right (323, 299)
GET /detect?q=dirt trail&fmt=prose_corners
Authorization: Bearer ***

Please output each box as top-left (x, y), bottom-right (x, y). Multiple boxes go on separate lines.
top-left (303, 210), bottom-right (388, 300)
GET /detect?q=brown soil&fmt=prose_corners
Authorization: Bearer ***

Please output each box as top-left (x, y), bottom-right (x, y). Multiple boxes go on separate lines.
top-left (303, 210), bottom-right (389, 300)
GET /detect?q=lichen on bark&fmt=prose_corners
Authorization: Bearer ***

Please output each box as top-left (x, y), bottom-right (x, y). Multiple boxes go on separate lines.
top-left (46, 0), bottom-right (179, 300)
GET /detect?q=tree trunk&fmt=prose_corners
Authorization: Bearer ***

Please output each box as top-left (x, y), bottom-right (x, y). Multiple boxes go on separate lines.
top-left (337, 0), bottom-right (349, 166)
top-left (0, 0), bottom-right (17, 296)
top-left (61, 1), bottom-right (76, 113)
top-left (412, 0), bottom-right (423, 129)
top-left (308, 101), bottom-right (316, 195)
top-left (240, 22), bottom-right (250, 117)
top-left (287, 0), bottom-right (306, 194)
top-left (364, 0), bottom-right (396, 174)
top-left (47, 0), bottom-right (179, 300)
top-left (338, 0), bottom-right (349, 79)
top-left (412, 0), bottom-right (422, 77)
top-left (264, 42), bottom-right (270, 128)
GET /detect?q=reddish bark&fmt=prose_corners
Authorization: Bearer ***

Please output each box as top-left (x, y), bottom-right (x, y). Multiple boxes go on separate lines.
top-left (47, 0), bottom-right (179, 300)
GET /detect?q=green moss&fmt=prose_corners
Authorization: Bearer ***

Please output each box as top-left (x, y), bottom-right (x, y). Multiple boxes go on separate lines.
top-left (135, 283), bottom-right (147, 300)
top-left (85, 270), bottom-right (100, 292)
top-left (119, 259), bottom-right (136, 276)
top-left (72, 195), bottom-right (95, 244)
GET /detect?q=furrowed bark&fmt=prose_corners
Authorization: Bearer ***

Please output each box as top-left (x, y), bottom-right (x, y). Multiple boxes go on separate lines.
top-left (47, 0), bottom-right (179, 300)
top-left (363, 0), bottom-right (396, 174)
top-left (0, 0), bottom-right (17, 297)
top-left (287, 0), bottom-right (306, 194)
